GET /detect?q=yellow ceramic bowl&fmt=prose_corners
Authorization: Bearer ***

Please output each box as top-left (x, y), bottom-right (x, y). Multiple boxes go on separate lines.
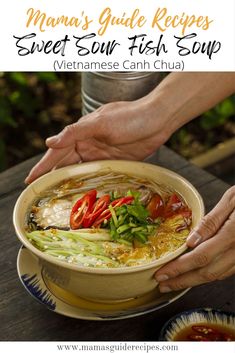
top-left (13, 160), bottom-right (205, 302)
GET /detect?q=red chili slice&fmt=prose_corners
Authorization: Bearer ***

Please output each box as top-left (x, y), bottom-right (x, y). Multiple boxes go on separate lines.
top-left (146, 193), bottom-right (164, 219)
top-left (222, 333), bottom-right (233, 341)
top-left (187, 334), bottom-right (210, 341)
top-left (192, 325), bottom-right (222, 341)
top-left (92, 196), bottom-right (134, 228)
top-left (192, 325), bottom-right (219, 335)
top-left (70, 189), bottom-right (97, 230)
top-left (111, 196), bottom-right (134, 208)
top-left (82, 194), bottom-right (110, 228)
top-left (92, 209), bottom-right (113, 228)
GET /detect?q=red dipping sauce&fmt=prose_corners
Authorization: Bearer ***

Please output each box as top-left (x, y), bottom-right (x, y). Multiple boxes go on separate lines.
top-left (174, 323), bottom-right (235, 341)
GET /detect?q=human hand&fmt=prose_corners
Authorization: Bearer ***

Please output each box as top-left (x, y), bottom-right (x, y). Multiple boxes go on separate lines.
top-left (155, 186), bottom-right (235, 292)
top-left (25, 72), bottom-right (235, 184)
top-left (25, 97), bottom-right (172, 183)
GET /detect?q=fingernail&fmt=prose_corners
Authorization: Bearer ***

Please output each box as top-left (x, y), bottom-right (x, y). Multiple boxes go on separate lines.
top-left (155, 274), bottom-right (169, 282)
top-left (159, 286), bottom-right (172, 293)
top-left (24, 176), bottom-right (30, 184)
top-left (187, 230), bottom-right (202, 247)
top-left (46, 135), bottom-right (58, 145)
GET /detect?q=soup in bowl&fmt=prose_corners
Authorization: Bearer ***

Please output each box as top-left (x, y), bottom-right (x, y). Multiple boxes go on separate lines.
top-left (13, 160), bottom-right (204, 302)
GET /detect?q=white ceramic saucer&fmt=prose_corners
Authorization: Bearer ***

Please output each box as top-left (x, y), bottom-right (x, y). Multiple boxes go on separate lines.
top-left (17, 246), bottom-right (190, 321)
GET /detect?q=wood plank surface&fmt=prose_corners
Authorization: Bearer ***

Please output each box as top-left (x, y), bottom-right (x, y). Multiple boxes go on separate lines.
top-left (0, 146), bottom-right (234, 341)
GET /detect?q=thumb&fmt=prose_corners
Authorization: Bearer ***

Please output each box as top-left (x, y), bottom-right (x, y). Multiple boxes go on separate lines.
top-left (187, 187), bottom-right (235, 248)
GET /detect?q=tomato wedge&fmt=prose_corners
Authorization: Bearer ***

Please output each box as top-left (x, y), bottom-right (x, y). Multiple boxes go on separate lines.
top-left (164, 193), bottom-right (192, 219)
top-left (70, 190), bottom-right (97, 229)
top-left (146, 193), bottom-right (164, 219)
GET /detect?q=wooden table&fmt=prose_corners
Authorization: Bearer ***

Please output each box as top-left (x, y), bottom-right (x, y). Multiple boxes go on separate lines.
top-left (0, 147), bottom-right (234, 341)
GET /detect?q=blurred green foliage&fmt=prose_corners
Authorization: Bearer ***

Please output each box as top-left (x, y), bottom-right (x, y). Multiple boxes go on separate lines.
top-left (0, 72), bottom-right (81, 171)
top-left (168, 95), bottom-right (235, 159)
top-left (0, 72), bottom-right (234, 171)
top-left (0, 72), bottom-right (59, 122)
top-left (199, 96), bottom-right (235, 130)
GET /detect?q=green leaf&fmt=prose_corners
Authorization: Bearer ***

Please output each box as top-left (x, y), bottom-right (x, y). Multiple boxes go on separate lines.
top-left (218, 98), bottom-right (235, 117)
top-left (10, 89), bottom-right (39, 117)
top-left (37, 72), bottom-right (58, 82)
top-left (9, 91), bottom-right (20, 104)
top-left (0, 97), bottom-right (17, 127)
top-left (9, 72), bottom-right (28, 86)
top-left (200, 96), bottom-right (235, 130)
top-left (126, 204), bottom-right (149, 222)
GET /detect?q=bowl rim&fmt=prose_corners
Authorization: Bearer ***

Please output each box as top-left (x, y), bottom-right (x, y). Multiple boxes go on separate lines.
top-left (158, 307), bottom-right (235, 341)
top-left (13, 160), bottom-right (205, 274)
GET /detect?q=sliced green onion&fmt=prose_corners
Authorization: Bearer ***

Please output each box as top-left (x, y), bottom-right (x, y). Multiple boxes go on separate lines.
top-left (131, 226), bottom-right (145, 233)
top-left (116, 239), bottom-right (132, 246)
top-left (135, 232), bottom-right (148, 243)
top-left (117, 224), bottom-right (131, 234)
top-left (109, 204), bottom-right (118, 227)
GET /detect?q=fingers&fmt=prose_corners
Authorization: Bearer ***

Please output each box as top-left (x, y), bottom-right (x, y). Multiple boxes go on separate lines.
top-left (46, 118), bottom-right (97, 149)
top-left (26, 116), bottom-right (99, 183)
top-left (52, 150), bottom-right (82, 169)
top-left (187, 186), bottom-right (235, 247)
top-left (155, 234), bottom-right (226, 283)
top-left (77, 139), bottom-right (151, 161)
top-left (25, 124), bottom-right (79, 183)
top-left (25, 147), bottom-right (74, 183)
top-left (155, 208), bottom-right (235, 292)
top-left (26, 136), bottom-right (121, 184)
top-left (77, 138), bottom-right (136, 161)
top-left (26, 117), bottom-right (97, 183)
top-left (157, 212), bottom-right (234, 279)
top-left (158, 247), bottom-right (235, 292)
top-left (46, 124), bottom-right (79, 149)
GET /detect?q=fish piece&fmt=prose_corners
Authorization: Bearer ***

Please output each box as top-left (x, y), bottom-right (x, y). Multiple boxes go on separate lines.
top-left (32, 198), bottom-right (74, 229)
